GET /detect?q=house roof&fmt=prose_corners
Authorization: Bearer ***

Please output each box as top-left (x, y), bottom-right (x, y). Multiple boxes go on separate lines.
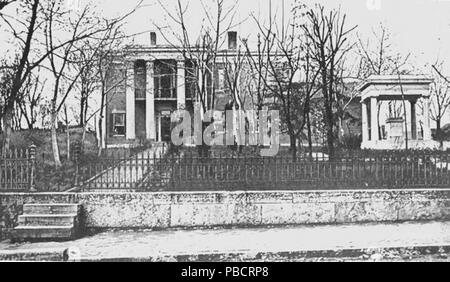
top-left (122, 44), bottom-right (272, 61)
top-left (357, 75), bottom-right (433, 92)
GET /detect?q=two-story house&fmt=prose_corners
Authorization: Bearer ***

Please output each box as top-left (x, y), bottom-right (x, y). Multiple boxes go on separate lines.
top-left (102, 32), bottom-right (240, 148)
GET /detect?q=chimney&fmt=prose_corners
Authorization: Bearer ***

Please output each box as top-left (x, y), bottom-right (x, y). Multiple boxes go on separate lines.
top-left (150, 32), bottom-right (157, 46)
top-left (228, 31), bottom-right (237, 50)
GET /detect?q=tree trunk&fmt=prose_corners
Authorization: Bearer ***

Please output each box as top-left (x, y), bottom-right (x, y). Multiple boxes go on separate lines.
top-left (319, 56), bottom-right (335, 159)
top-left (80, 96), bottom-right (86, 127)
top-left (323, 95), bottom-right (335, 158)
top-left (290, 134), bottom-right (297, 160)
top-left (97, 87), bottom-right (107, 157)
top-left (200, 121), bottom-right (211, 158)
top-left (326, 117), bottom-right (334, 158)
top-left (66, 124), bottom-right (71, 162)
top-left (81, 124), bottom-right (87, 150)
top-left (2, 106), bottom-right (13, 151)
top-left (307, 110), bottom-right (313, 160)
top-left (437, 119), bottom-right (443, 147)
top-left (338, 117), bottom-right (345, 142)
top-left (97, 116), bottom-right (104, 157)
top-left (30, 104), bottom-right (36, 130)
top-left (51, 112), bottom-right (62, 167)
top-left (64, 105), bottom-right (70, 161)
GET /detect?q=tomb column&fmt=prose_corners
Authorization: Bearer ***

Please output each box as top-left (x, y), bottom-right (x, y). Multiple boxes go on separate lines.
top-left (370, 97), bottom-right (379, 142)
top-left (361, 100), bottom-right (369, 144)
top-left (410, 99), bottom-right (417, 140)
top-left (423, 97), bottom-right (432, 141)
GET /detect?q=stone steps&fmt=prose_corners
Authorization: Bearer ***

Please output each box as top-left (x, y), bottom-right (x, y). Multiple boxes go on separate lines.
top-left (13, 226), bottom-right (76, 240)
top-left (13, 203), bottom-right (81, 241)
top-left (18, 214), bottom-right (78, 226)
top-left (23, 204), bottom-right (78, 215)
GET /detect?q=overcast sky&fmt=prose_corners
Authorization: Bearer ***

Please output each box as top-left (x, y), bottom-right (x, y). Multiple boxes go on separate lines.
top-left (2, 0), bottom-right (450, 127)
top-left (88, 0), bottom-right (450, 74)
top-left (2, 0), bottom-right (450, 72)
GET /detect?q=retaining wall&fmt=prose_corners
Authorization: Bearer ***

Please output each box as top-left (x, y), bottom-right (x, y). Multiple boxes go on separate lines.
top-left (1, 189), bottom-right (450, 239)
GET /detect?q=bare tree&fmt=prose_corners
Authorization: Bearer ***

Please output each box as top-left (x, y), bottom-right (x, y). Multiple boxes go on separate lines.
top-left (357, 24), bottom-right (411, 137)
top-left (72, 18), bottom-right (127, 150)
top-left (244, 5), bottom-right (321, 158)
top-left (0, 0), bottom-right (16, 11)
top-left (356, 24), bottom-right (410, 79)
top-left (63, 103), bottom-right (71, 161)
top-left (0, 58), bottom-right (16, 134)
top-left (223, 46), bottom-right (249, 112)
top-left (0, 0), bottom-right (135, 150)
top-left (431, 62), bottom-right (450, 142)
top-left (242, 33), bottom-right (272, 113)
top-left (0, 0), bottom-right (40, 149)
top-left (43, 0), bottom-right (138, 167)
top-left (1, 59), bottom-right (44, 132)
top-left (17, 68), bottom-right (46, 129)
top-left (301, 4), bottom-right (356, 157)
top-left (154, 0), bottom-right (240, 156)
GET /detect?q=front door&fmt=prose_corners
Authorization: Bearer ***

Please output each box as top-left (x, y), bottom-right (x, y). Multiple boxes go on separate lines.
top-left (160, 116), bottom-right (171, 142)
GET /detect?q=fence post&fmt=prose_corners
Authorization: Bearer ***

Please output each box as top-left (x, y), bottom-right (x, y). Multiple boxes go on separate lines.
top-left (29, 144), bottom-right (37, 192)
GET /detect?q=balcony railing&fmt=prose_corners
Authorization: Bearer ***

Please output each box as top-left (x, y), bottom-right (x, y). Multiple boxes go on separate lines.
top-left (135, 88), bottom-right (146, 100)
top-left (155, 88), bottom-right (177, 99)
top-left (136, 87), bottom-right (195, 100)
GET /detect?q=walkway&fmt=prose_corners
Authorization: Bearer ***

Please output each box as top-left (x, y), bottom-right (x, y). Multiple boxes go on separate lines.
top-left (84, 143), bottom-right (167, 190)
top-left (1, 221), bottom-right (450, 261)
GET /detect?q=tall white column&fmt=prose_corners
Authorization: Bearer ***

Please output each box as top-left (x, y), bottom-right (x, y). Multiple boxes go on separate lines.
top-left (423, 97), bottom-right (432, 141)
top-left (361, 101), bottom-right (369, 144)
top-left (370, 97), bottom-right (379, 142)
top-left (146, 61), bottom-right (156, 141)
top-left (126, 61), bottom-right (136, 140)
top-left (177, 60), bottom-right (186, 110)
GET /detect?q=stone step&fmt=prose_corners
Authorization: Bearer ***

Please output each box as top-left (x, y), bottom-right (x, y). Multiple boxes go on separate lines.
top-left (18, 214), bottom-right (77, 227)
top-left (13, 226), bottom-right (76, 240)
top-left (23, 204), bottom-right (79, 215)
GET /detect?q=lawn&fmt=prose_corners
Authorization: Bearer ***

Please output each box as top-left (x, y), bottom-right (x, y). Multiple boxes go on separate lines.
top-left (0, 128), bottom-right (98, 192)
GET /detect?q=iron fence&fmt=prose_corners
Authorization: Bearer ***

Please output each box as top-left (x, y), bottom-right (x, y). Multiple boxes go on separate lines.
top-left (78, 150), bottom-right (450, 191)
top-left (0, 146), bottom-right (36, 191)
top-left (77, 144), bottom-right (167, 190)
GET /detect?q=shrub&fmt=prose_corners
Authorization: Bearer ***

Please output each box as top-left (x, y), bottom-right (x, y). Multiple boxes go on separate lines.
top-left (338, 134), bottom-right (362, 150)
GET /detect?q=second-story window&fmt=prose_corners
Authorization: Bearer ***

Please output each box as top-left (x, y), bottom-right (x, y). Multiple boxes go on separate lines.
top-left (154, 60), bottom-right (177, 98)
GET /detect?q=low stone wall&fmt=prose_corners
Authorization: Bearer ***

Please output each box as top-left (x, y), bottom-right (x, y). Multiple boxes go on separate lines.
top-left (1, 189), bottom-right (450, 239)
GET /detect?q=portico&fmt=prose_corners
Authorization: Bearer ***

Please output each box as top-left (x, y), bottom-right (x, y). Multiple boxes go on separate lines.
top-left (359, 75), bottom-right (438, 150)
top-left (124, 56), bottom-right (189, 143)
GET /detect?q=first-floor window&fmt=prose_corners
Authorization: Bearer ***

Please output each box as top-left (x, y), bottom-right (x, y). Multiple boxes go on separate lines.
top-left (113, 113), bottom-right (126, 136)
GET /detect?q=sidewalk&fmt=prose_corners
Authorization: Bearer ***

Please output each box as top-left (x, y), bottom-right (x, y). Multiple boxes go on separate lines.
top-left (1, 221), bottom-right (450, 261)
